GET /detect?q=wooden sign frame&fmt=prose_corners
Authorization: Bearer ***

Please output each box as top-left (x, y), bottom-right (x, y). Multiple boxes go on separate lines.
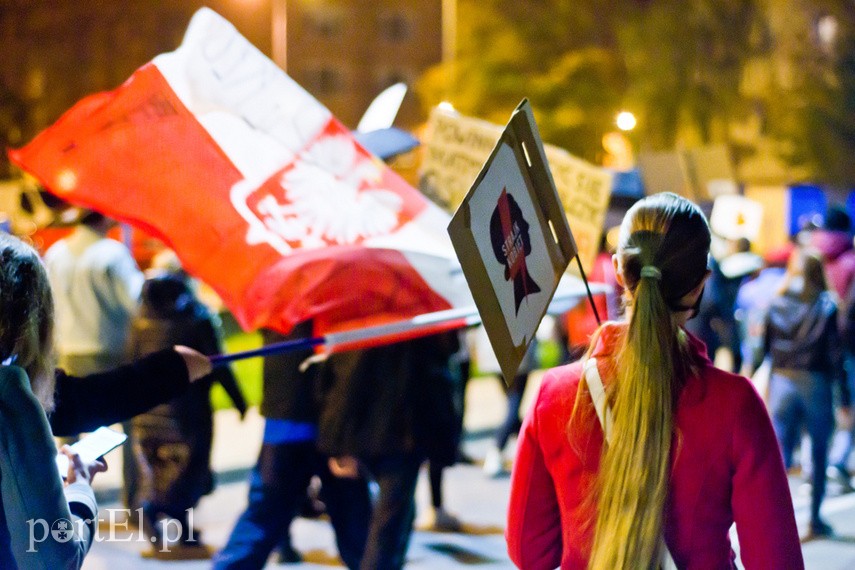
top-left (448, 99), bottom-right (577, 381)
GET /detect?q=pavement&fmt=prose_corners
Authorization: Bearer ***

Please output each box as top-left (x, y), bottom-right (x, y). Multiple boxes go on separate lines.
top-left (80, 371), bottom-right (855, 569)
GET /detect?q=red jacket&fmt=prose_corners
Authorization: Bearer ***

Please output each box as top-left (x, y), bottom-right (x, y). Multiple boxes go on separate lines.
top-left (506, 323), bottom-right (803, 569)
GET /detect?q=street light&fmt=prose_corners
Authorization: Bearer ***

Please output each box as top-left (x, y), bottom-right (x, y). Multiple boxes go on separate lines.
top-left (604, 111), bottom-right (637, 169)
top-left (616, 111), bottom-right (637, 132)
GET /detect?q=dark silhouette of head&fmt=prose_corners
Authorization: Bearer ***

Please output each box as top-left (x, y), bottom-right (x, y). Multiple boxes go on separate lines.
top-left (79, 210), bottom-right (116, 234)
top-left (489, 189), bottom-right (541, 314)
top-left (825, 204), bottom-right (851, 232)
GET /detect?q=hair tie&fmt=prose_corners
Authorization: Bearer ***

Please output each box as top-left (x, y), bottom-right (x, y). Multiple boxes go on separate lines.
top-left (640, 265), bottom-right (661, 280)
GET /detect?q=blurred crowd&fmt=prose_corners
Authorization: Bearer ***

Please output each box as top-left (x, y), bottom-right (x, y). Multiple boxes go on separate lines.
top-left (3, 197), bottom-right (855, 569)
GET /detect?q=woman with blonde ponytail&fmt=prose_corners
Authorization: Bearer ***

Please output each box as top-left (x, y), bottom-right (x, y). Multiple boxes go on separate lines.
top-left (507, 193), bottom-right (802, 569)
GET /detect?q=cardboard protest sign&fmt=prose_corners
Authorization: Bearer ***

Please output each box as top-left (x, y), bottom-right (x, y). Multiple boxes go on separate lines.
top-left (420, 107), bottom-right (504, 210)
top-left (448, 100), bottom-right (577, 381)
top-left (422, 106), bottom-right (611, 275)
top-left (542, 145), bottom-right (612, 279)
top-left (687, 145), bottom-right (737, 202)
top-left (639, 145), bottom-right (736, 204)
top-left (637, 150), bottom-right (694, 199)
top-left (744, 185), bottom-right (789, 255)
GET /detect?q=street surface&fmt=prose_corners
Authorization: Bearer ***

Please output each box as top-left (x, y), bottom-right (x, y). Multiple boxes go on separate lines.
top-left (82, 372), bottom-right (855, 569)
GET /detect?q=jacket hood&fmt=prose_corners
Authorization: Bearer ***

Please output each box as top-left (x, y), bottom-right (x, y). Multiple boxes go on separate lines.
top-left (139, 274), bottom-right (194, 318)
top-left (767, 294), bottom-right (814, 337)
top-left (810, 229), bottom-right (854, 262)
top-left (767, 290), bottom-right (835, 341)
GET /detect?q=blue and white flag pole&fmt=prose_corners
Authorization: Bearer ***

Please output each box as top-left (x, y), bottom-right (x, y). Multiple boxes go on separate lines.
top-left (209, 279), bottom-right (611, 366)
top-left (209, 306), bottom-right (482, 366)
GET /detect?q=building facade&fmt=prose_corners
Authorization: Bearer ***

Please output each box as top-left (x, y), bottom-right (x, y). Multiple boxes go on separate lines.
top-left (0, 0), bottom-right (441, 161)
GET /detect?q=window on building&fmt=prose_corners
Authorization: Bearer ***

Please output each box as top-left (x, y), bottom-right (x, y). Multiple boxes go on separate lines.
top-left (378, 10), bottom-right (412, 43)
top-left (305, 66), bottom-right (346, 96)
top-left (304, 8), bottom-right (344, 39)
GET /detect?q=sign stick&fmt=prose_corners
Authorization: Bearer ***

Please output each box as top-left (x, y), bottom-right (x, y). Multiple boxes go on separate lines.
top-left (574, 254), bottom-right (602, 326)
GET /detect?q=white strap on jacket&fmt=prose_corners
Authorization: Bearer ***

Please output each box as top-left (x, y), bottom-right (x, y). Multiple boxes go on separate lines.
top-left (583, 358), bottom-right (614, 443)
top-left (583, 358), bottom-right (678, 570)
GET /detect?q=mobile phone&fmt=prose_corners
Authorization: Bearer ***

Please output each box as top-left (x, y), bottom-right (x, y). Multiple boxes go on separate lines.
top-left (56, 426), bottom-right (127, 478)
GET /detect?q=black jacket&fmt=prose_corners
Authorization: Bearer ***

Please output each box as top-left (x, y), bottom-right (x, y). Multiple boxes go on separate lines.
top-left (316, 333), bottom-right (459, 463)
top-left (259, 322), bottom-right (319, 423)
top-left (128, 274), bottom-right (246, 437)
top-left (49, 349), bottom-right (190, 437)
top-left (763, 290), bottom-right (850, 406)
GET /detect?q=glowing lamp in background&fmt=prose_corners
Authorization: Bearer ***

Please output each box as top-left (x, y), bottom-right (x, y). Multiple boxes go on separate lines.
top-left (616, 111), bottom-right (637, 132)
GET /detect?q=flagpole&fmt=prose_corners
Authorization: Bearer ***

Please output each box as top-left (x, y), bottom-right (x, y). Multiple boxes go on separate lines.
top-left (209, 336), bottom-right (325, 366)
top-left (208, 282), bottom-right (608, 365)
top-left (208, 307), bottom-right (483, 366)
top-left (574, 254), bottom-right (602, 326)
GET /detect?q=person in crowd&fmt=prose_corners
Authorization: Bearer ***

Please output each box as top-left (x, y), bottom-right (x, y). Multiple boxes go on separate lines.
top-left (317, 333), bottom-right (459, 570)
top-left (128, 268), bottom-right (247, 553)
top-left (44, 209), bottom-right (144, 374)
top-left (558, 233), bottom-right (619, 363)
top-left (44, 209), bottom-right (145, 509)
top-left (483, 342), bottom-right (537, 478)
top-left (507, 192), bottom-right (802, 569)
top-left (763, 247), bottom-right (851, 537)
top-left (0, 233), bottom-right (214, 566)
top-left (734, 250), bottom-right (788, 377)
top-left (717, 237), bottom-right (764, 372)
top-left (0, 231), bottom-right (106, 568)
top-left (683, 253), bottom-right (724, 364)
top-left (421, 331), bottom-right (465, 531)
top-left (213, 323), bottom-right (371, 569)
top-left (809, 205), bottom-right (855, 491)
top-left (684, 236), bottom-right (756, 373)
top-left (808, 204), bottom-right (855, 301)
top-left (829, 276), bottom-right (855, 492)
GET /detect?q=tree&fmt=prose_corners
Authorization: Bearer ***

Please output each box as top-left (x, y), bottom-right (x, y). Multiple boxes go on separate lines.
top-left (418, 0), bottom-right (626, 163)
top-left (769, 4), bottom-right (855, 185)
top-left (418, 0), bottom-right (773, 168)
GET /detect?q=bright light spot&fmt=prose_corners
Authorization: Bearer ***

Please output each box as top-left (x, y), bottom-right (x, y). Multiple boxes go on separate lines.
top-left (56, 169), bottom-right (78, 193)
top-left (437, 101), bottom-right (456, 113)
top-left (817, 15), bottom-right (838, 52)
top-left (616, 111), bottom-right (637, 131)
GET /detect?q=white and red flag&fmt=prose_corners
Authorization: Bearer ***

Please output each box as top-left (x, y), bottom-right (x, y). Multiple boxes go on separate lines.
top-left (9, 8), bottom-right (472, 338)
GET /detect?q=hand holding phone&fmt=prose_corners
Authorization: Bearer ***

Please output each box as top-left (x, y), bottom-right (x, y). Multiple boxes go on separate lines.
top-left (56, 426), bottom-right (126, 480)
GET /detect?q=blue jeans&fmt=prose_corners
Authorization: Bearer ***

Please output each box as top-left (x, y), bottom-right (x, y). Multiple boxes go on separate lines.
top-left (768, 370), bottom-right (834, 522)
top-left (212, 440), bottom-right (371, 569)
top-left (829, 354), bottom-right (855, 471)
top-left (495, 372), bottom-right (529, 451)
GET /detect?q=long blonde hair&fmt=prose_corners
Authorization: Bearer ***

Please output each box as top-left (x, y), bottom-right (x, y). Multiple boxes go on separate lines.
top-left (0, 233), bottom-right (57, 411)
top-left (587, 193), bottom-right (710, 569)
top-left (777, 247), bottom-right (828, 303)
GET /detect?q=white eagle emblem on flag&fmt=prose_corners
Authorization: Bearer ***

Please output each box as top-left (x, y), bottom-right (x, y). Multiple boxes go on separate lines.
top-left (231, 130), bottom-right (405, 255)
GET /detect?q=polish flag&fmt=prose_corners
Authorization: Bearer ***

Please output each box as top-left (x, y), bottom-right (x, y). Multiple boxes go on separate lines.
top-left (9, 8), bottom-right (472, 337)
